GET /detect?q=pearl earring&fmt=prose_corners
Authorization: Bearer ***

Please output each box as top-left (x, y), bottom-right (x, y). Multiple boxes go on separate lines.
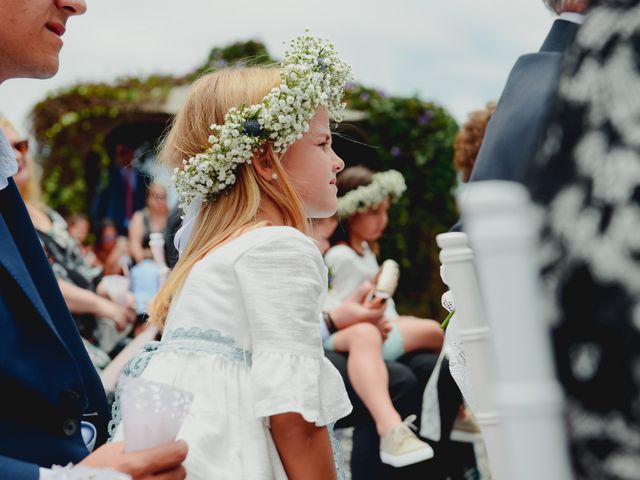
top-left (271, 172), bottom-right (278, 181)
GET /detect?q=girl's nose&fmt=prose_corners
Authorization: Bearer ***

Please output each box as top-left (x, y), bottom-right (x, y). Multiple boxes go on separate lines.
top-left (332, 150), bottom-right (345, 173)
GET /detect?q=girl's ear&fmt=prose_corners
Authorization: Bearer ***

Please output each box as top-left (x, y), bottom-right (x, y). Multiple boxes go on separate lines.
top-left (252, 148), bottom-right (276, 182)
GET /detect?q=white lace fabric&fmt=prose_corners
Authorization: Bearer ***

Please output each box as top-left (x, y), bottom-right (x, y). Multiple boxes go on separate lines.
top-left (421, 269), bottom-right (473, 440)
top-left (445, 310), bottom-right (475, 411)
top-left (439, 267), bottom-right (473, 409)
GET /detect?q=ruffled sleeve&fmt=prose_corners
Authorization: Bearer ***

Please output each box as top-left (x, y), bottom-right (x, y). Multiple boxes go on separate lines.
top-left (234, 228), bottom-right (352, 426)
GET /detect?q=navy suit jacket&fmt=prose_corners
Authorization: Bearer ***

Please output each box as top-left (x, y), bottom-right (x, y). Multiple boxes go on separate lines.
top-left (0, 179), bottom-right (109, 479)
top-left (468, 19), bottom-right (579, 183)
top-left (92, 165), bottom-right (149, 235)
top-left (451, 19), bottom-right (580, 231)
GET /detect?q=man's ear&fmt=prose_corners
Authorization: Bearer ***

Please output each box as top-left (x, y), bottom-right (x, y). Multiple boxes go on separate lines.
top-left (252, 149), bottom-right (276, 182)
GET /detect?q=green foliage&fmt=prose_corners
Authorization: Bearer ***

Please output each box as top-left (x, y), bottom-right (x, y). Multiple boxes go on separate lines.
top-left (193, 39), bottom-right (276, 77)
top-left (32, 76), bottom-right (184, 214)
top-left (31, 40), bottom-right (276, 215)
top-left (343, 85), bottom-right (459, 318)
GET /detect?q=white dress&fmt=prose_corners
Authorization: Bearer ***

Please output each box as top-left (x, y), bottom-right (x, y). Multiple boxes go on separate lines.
top-left (324, 243), bottom-right (399, 319)
top-left (109, 227), bottom-right (352, 479)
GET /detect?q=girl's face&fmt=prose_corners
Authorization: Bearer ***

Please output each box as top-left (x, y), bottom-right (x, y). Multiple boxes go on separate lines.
top-left (1, 124), bottom-right (30, 188)
top-left (69, 218), bottom-right (89, 243)
top-left (281, 107), bottom-right (344, 218)
top-left (100, 226), bottom-right (118, 250)
top-left (147, 184), bottom-right (168, 214)
top-left (349, 198), bottom-right (390, 242)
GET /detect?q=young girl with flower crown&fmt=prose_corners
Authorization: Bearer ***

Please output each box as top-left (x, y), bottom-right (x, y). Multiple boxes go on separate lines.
top-left (109, 36), bottom-right (353, 480)
top-left (323, 165), bottom-right (444, 427)
top-left (311, 218), bottom-right (436, 468)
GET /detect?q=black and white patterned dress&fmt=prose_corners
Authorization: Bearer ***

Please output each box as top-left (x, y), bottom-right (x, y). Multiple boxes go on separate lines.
top-left (528, 2), bottom-right (640, 478)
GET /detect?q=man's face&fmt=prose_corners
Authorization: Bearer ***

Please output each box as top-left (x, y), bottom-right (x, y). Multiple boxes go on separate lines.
top-left (0, 0), bottom-right (86, 82)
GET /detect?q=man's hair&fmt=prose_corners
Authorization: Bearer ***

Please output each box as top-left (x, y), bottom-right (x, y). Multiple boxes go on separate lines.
top-left (543, 0), bottom-right (589, 14)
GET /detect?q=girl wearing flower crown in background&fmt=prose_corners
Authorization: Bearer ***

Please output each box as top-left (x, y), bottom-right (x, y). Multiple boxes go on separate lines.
top-left (311, 216), bottom-right (437, 468)
top-left (323, 166), bottom-right (444, 423)
top-left (109, 36), bottom-right (353, 479)
top-left (325, 166), bottom-right (443, 359)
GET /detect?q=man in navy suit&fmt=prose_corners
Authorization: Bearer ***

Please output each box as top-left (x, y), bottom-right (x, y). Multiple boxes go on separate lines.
top-left (451, 0), bottom-right (588, 235)
top-left (466, 0), bottom-right (588, 185)
top-left (0, 1), bottom-right (187, 478)
top-left (92, 143), bottom-right (149, 235)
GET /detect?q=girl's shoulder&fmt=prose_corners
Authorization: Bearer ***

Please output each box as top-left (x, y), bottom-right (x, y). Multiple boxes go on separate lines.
top-left (241, 225), bottom-right (314, 250)
top-left (231, 226), bottom-right (326, 283)
top-left (238, 226), bottom-right (321, 261)
top-left (324, 244), bottom-right (359, 264)
top-left (201, 225), bottom-right (320, 266)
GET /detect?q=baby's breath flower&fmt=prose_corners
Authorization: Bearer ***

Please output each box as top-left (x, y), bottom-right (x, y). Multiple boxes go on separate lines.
top-left (336, 170), bottom-right (407, 218)
top-left (173, 34), bottom-right (353, 213)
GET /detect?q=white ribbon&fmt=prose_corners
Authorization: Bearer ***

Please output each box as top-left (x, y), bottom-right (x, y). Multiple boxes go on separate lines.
top-left (173, 195), bottom-right (203, 258)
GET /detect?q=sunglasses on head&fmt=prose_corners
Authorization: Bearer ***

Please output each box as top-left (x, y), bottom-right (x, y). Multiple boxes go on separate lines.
top-left (12, 139), bottom-right (29, 155)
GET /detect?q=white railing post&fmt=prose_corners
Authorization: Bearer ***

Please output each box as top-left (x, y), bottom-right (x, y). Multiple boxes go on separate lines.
top-left (436, 232), bottom-right (508, 480)
top-left (459, 180), bottom-right (572, 480)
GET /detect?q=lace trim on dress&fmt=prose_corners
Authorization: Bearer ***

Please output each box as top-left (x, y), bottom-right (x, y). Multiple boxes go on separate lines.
top-left (161, 326), bottom-right (253, 365)
top-left (108, 327), bottom-right (252, 438)
top-left (329, 421), bottom-right (348, 480)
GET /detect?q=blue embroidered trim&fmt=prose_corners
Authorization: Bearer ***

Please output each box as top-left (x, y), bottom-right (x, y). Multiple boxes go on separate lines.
top-left (329, 422), bottom-right (348, 480)
top-left (107, 327), bottom-right (251, 439)
top-left (161, 327), bottom-right (252, 365)
top-left (107, 327), bottom-right (346, 477)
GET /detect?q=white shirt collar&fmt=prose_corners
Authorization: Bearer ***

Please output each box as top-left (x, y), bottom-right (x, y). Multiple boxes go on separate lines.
top-left (558, 12), bottom-right (585, 25)
top-left (0, 130), bottom-right (18, 191)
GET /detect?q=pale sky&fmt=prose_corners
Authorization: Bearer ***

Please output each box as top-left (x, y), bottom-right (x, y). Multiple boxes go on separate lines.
top-left (0, 1), bottom-right (555, 133)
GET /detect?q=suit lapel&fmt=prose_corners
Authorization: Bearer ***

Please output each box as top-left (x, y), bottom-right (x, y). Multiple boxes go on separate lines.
top-left (0, 213), bottom-right (65, 330)
top-left (0, 181), bottom-right (67, 345)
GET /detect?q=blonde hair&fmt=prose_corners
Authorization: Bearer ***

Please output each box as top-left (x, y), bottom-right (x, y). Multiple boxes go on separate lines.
top-left (150, 68), bottom-right (309, 328)
top-left (0, 116), bottom-right (41, 204)
top-left (0, 116), bottom-right (11, 130)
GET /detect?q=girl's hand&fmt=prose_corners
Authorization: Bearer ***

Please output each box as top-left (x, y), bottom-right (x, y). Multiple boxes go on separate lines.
top-left (364, 294), bottom-right (386, 310)
top-left (330, 281), bottom-right (385, 329)
top-left (80, 440), bottom-right (188, 480)
top-left (97, 297), bottom-right (136, 331)
top-left (377, 318), bottom-right (393, 340)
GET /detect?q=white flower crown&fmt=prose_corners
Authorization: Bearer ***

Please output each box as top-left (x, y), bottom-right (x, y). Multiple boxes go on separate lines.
top-left (173, 34), bottom-right (353, 213)
top-left (337, 169), bottom-right (407, 218)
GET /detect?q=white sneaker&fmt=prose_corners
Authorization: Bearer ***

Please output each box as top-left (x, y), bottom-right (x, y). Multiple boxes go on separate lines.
top-left (450, 409), bottom-right (483, 443)
top-left (379, 415), bottom-right (434, 467)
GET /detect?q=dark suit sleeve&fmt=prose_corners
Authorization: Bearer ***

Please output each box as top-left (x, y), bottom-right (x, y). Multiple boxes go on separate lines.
top-left (468, 52), bottom-right (564, 185)
top-left (0, 455), bottom-right (40, 479)
top-left (450, 52), bottom-right (564, 232)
